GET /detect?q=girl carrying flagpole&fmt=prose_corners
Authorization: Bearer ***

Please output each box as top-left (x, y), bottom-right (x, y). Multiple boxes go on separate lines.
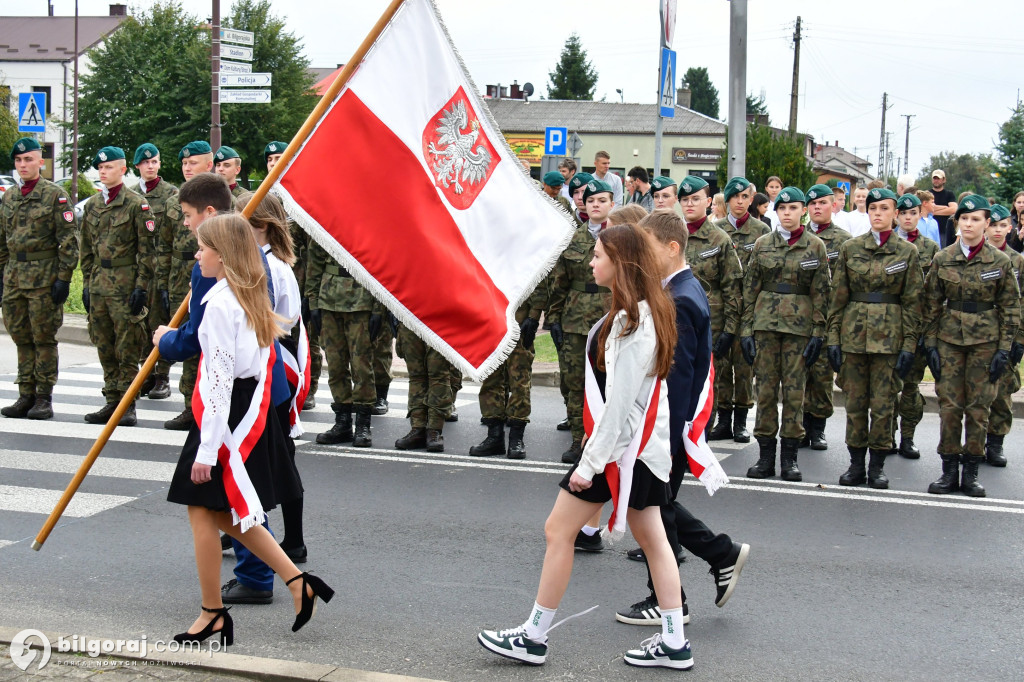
top-left (478, 221), bottom-right (693, 670)
top-left (166, 214), bottom-right (332, 646)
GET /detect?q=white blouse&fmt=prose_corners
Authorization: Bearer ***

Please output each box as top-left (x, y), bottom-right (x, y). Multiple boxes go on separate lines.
top-left (262, 244), bottom-right (300, 333)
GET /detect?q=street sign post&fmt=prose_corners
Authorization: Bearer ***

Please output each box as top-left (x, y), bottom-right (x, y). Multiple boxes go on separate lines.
top-left (568, 132), bottom-right (583, 157)
top-left (659, 48), bottom-right (676, 119)
top-left (544, 127), bottom-right (567, 156)
top-left (660, 0), bottom-right (677, 48)
top-left (220, 89), bottom-right (272, 104)
top-left (18, 92), bottom-right (46, 133)
top-left (219, 60), bottom-right (253, 74)
top-left (220, 44), bottom-right (253, 61)
top-left (219, 72), bottom-right (272, 87)
top-left (220, 28), bottom-right (254, 45)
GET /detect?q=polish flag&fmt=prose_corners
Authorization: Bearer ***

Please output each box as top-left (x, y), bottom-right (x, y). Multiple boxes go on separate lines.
top-left (272, 0), bottom-right (574, 380)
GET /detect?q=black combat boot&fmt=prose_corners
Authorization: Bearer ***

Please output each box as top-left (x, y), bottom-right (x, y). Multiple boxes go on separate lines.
top-left (426, 428), bottom-right (444, 452)
top-left (807, 416), bottom-right (828, 451)
top-left (867, 449), bottom-right (889, 489)
top-left (732, 408), bottom-right (751, 443)
top-left (709, 408), bottom-right (733, 440)
top-left (561, 440), bottom-right (582, 464)
top-left (352, 406), bottom-right (372, 448)
top-left (163, 403), bottom-right (194, 430)
top-left (898, 423), bottom-right (921, 459)
top-left (26, 395), bottom-right (53, 420)
top-left (303, 393), bottom-right (316, 410)
top-left (86, 401), bottom-right (119, 425)
top-left (506, 419), bottom-right (526, 460)
top-left (316, 404), bottom-right (353, 445)
top-left (119, 401), bottom-right (137, 427)
top-left (445, 408), bottom-right (459, 423)
top-left (747, 437), bottom-right (776, 479)
top-left (985, 433), bottom-right (1006, 467)
top-left (779, 437), bottom-right (802, 482)
top-left (556, 417), bottom-right (570, 431)
top-left (139, 374), bottom-right (156, 397)
top-left (927, 454), bottom-right (960, 495)
top-left (960, 456), bottom-right (986, 497)
top-left (470, 418), bottom-right (505, 457)
top-left (148, 375), bottom-right (171, 400)
top-left (2, 394), bottom-right (36, 418)
top-left (372, 385), bottom-right (389, 416)
top-left (395, 427), bottom-right (427, 450)
top-left (839, 446), bottom-right (868, 486)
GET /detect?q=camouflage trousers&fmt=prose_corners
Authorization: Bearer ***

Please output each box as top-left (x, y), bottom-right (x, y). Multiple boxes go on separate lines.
top-left (478, 339), bottom-right (534, 422)
top-left (87, 294), bottom-right (146, 401)
top-left (321, 310), bottom-right (375, 409)
top-left (450, 363), bottom-right (463, 399)
top-left (309, 320), bottom-right (323, 396)
top-left (144, 283), bottom-right (170, 378)
top-left (894, 353), bottom-right (928, 440)
top-left (839, 352), bottom-right (901, 450)
top-left (989, 362), bottom-right (1021, 436)
top-left (398, 326), bottom-right (453, 429)
top-left (804, 353), bottom-right (835, 419)
top-left (3, 287), bottom-right (62, 396)
top-left (167, 289), bottom-right (198, 403)
top-left (372, 322), bottom-right (393, 390)
top-left (752, 331), bottom-right (808, 440)
top-left (714, 335), bottom-right (754, 410)
top-left (935, 340), bottom-right (998, 457)
top-left (560, 332), bottom-right (588, 440)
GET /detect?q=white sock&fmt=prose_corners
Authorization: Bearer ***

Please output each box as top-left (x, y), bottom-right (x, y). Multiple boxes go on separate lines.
top-left (581, 525), bottom-right (600, 536)
top-left (522, 602), bottom-right (556, 641)
top-left (660, 607), bottom-right (685, 649)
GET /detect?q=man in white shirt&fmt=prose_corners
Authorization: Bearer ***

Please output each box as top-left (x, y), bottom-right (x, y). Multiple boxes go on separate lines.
top-left (557, 158), bottom-right (576, 202)
top-left (846, 186), bottom-right (871, 237)
top-left (831, 185), bottom-right (852, 231)
top-left (592, 150), bottom-right (624, 206)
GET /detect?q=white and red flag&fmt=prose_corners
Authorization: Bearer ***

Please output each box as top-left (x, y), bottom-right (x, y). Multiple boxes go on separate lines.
top-left (272, 0), bottom-right (574, 380)
top-left (682, 363), bottom-right (729, 495)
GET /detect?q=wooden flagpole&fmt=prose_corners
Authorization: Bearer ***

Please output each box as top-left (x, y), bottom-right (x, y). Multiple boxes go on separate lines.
top-left (32, 0), bottom-right (409, 551)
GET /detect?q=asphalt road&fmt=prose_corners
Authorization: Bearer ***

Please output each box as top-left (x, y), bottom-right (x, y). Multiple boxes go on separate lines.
top-left (0, 336), bottom-right (1022, 681)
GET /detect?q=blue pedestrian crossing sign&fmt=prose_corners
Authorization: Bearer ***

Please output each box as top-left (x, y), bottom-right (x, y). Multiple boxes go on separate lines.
top-left (545, 127), bottom-right (568, 156)
top-left (18, 92), bottom-right (46, 133)
top-left (659, 48), bottom-right (676, 118)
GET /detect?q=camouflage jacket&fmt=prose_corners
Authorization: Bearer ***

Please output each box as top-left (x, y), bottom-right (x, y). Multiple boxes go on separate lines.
top-left (809, 222), bottom-right (853, 277)
top-left (712, 213), bottom-right (770, 271)
top-left (305, 240), bottom-right (378, 313)
top-left (0, 177), bottom-right (78, 290)
top-left (80, 185), bottom-right (154, 297)
top-left (130, 178), bottom-right (177, 253)
top-left (230, 183), bottom-right (247, 199)
top-left (155, 193), bottom-right (195, 296)
top-left (686, 217), bottom-right (743, 336)
top-left (826, 231), bottom-right (923, 354)
top-left (547, 223), bottom-right (610, 335)
top-left (289, 219), bottom-right (308, 294)
top-left (924, 242), bottom-right (1020, 351)
top-left (1004, 246), bottom-right (1024, 344)
top-left (903, 232), bottom-right (940, 279)
top-left (742, 228), bottom-right (830, 339)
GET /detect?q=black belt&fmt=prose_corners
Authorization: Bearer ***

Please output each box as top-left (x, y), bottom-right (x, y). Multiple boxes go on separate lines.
top-left (947, 300), bottom-right (994, 313)
top-left (99, 256), bottom-right (135, 268)
top-left (571, 282), bottom-right (610, 294)
top-left (172, 250), bottom-right (195, 261)
top-left (14, 248), bottom-right (57, 262)
top-left (762, 282), bottom-right (809, 295)
top-left (325, 263), bottom-right (352, 277)
top-left (850, 292), bottom-right (901, 304)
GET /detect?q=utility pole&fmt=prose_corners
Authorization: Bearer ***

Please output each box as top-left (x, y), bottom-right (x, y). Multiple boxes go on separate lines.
top-left (727, 0), bottom-right (748, 178)
top-left (71, 0), bottom-right (79, 201)
top-left (901, 113), bottom-right (915, 174)
top-left (884, 132), bottom-right (893, 180)
top-left (788, 16), bottom-right (801, 133)
top-left (877, 92), bottom-right (891, 181)
top-left (211, 0), bottom-right (221, 150)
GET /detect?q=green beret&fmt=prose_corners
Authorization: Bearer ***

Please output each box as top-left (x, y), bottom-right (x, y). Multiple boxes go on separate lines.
top-left (214, 146), bottom-right (240, 162)
top-left (990, 204), bottom-right (1012, 222)
top-left (651, 176), bottom-right (677, 193)
top-left (568, 172), bottom-right (594, 193)
top-left (896, 193), bottom-right (922, 211)
top-left (677, 175), bottom-right (709, 198)
top-left (864, 187), bottom-right (898, 208)
top-left (10, 137), bottom-right (41, 160)
top-left (133, 143), bottom-right (159, 165)
top-left (92, 146), bottom-right (125, 169)
top-left (542, 171), bottom-right (564, 187)
top-left (805, 184), bottom-right (834, 202)
top-left (178, 141), bottom-right (212, 161)
top-left (723, 176), bottom-right (751, 202)
top-left (582, 179), bottom-right (614, 202)
top-left (955, 193), bottom-right (991, 218)
top-left (264, 141), bottom-right (288, 162)
top-left (775, 186), bottom-right (807, 206)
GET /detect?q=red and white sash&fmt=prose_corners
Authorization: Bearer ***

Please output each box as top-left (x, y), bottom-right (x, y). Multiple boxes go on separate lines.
top-left (279, 317), bottom-right (311, 438)
top-left (683, 362), bottom-right (729, 495)
top-left (192, 343), bottom-right (276, 532)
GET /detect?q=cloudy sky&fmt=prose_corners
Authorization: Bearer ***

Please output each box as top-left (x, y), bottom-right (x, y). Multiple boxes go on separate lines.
top-left (19, 0), bottom-right (1021, 178)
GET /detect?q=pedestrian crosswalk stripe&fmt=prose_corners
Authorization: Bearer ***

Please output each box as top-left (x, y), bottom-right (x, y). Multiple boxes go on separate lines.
top-left (0, 450), bottom-right (175, 481)
top-left (0, 540), bottom-right (14, 549)
top-left (0, 416), bottom-right (188, 446)
top-left (0, 484), bottom-right (134, 517)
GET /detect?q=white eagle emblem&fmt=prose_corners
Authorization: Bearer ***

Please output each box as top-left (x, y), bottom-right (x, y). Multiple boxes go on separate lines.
top-left (781, 192), bottom-right (790, 201)
top-left (872, 189), bottom-right (880, 199)
top-left (682, 182), bottom-right (692, 193)
top-left (965, 200), bottom-right (975, 209)
top-left (99, 151), bottom-right (107, 161)
top-left (426, 99), bottom-right (493, 196)
top-left (17, 142), bottom-right (25, 152)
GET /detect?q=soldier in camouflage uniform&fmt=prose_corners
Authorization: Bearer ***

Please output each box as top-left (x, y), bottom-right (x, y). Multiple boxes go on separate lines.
top-left (741, 187), bottom-right (830, 482)
top-left (394, 325), bottom-right (453, 452)
top-left (922, 195), bottom-right (1020, 497)
top-left (370, 316), bottom-right (394, 414)
top-left (547, 178), bottom-right (614, 463)
top-left (214, 146), bottom-right (246, 198)
top-left (800, 184), bottom-right (852, 451)
top-left (826, 188), bottom-right (923, 489)
top-left (131, 143), bottom-right (175, 400)
top-left (0, 138), bottom-right (78, 420)
top-left (306, 240), bottom-right (380, 448)
top-left (891, 193), bottom-right (940, 459)
top-left (983, 204), bottom-right (1024, 467)
top-left (650, 175), bottom-right (679, 211)
top-left (710, 176), bottom-right (770, 443)
top-left (79, 146), bottom-right (154, 426)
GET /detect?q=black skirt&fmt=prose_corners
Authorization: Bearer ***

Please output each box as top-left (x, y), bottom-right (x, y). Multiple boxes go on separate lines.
top-left (167, 377), bottom-right (303, 513)
top-left (559, 458), bottom-right (670, 510)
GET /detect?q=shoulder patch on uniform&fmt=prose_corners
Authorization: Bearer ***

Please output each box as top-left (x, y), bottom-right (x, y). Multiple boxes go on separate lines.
top-left (63, 211), bottom-right (74, 222)
top-left (699, 246), bottom-right (721, 259)
top-left (980, 268), bottom-right (1003, 281)
top-left (827, 250), bottom-right (840, 260)
top-left (58, 196), bottom-right (67, 204)
top-left (744, 243), bottom-right (756, 251)
top-left (800, 258), bottom-right (820, 270)
top-left (145, 219), bottom-right (156, 232)
top-left (885, 261), bottom-right (908, 275)
top-left (141, 203), bottom-right (150, 211)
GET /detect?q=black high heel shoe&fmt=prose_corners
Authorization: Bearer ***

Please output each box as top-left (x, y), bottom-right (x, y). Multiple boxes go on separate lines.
top-left (173, 606), bottom-right (233, 646)
top-left (287, 572), bottom-right (334, 632)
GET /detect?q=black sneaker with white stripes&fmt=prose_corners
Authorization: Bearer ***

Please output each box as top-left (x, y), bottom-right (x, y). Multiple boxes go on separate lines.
top-left (477, 625), bottom-right (548, 665)
top-left (615, 594), bottom-right (689, 625)
top-left (711, 541), bottom-right (750, 607)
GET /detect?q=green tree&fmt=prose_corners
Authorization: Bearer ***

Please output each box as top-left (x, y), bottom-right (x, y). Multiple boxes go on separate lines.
top-left (915, 151), bottom-right (997, 197)
top-left (547, 34), bottom-right (598, 100)
top-left (715, 123), bottom-right (814, 190)
top-left (994, 103), bottom-right (1024, 203)
top-left (681, 67), bottom-right (719, 119)
top-left (746, 91), bottom-right (769, 122)
top-left (0, 85), bottom-right (19, 158)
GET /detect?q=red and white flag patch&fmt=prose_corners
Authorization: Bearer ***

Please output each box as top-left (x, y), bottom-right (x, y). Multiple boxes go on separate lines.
top-left (141, 203), bottom-right (150, 211)
top-left (58, 197), bottom-right (68, 204)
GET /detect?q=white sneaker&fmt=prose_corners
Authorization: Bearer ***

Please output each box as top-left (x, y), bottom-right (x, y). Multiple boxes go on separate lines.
top-left (623, 633), bottom-right (694, 670)
top-left (477, 625), bottom-right (548, 665)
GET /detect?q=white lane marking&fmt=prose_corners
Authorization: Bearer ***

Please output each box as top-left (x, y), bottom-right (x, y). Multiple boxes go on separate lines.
top-left (301, 443), bottom-right (570, 469)
top-left (0, 417), bottom-right (187, 447)
top-left (0, 450), bottom-right (175, 481)
top-left (0, 485), bottom-right (134, 517)
top-left (723, 476), bottom-right (1024, 507)
top-left (0, 540), bottom-right (15, 549)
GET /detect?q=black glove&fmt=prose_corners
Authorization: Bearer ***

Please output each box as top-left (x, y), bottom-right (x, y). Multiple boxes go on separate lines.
top-left (0, 278), bottom-right (4, 304)
top-left (740, 336), bottom-right (757, 366)
top-left (713, 332), bottom-right (735, 359)
top-left (51, 279), bottom-right (70, 305)
top-left (300, 297), bottom-right (311, 329)
top-left (310, 308), bottom-right (322, 336)
top-left (81, 287), bottom-right (90, 312)
top-left (925, 346), bottom-right (942, 382)
top-left (895, 350), bottom-right (916, 379)
top-left (159, 289), bottom-right (170, 316)
top-left (916, 335), bottom-right (927, 354)
top-left (519, 317), bottom-right (539, 350)
top-left (128, 288), bottom-right (147, 316)
top-left (802, 336), bottom-right (823, 366)
top-left (827, 345), bottom-right (843, 373)
top-left (549, 322), bottom-right (564, 350)
top-left (1010, 341), bottom-right (1024, 366)
top-left (368, 313), bottom-right (383, 342)
top-left (989, 349), bottom-right (1010, 383)
top-left (388, 312), bottom-right (399, 337)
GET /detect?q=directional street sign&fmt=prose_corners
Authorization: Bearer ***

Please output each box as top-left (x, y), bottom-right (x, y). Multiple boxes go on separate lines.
top-left (659, 47), bottom-right (677, 118)
top-left (219, 60), bottom-right (252, 74)
top-left (220, 44), bottom-right (253, 61)
top-left (219, 72), bottom-right (272, 87)
top-left (220, 28), bottom-right (254, 45)
top-left (544, 127), bottom-right (567, 156)
top-left (220, 89), bottom-right (272, 104)
top-left (18, 92), bottom-right (46, 133)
